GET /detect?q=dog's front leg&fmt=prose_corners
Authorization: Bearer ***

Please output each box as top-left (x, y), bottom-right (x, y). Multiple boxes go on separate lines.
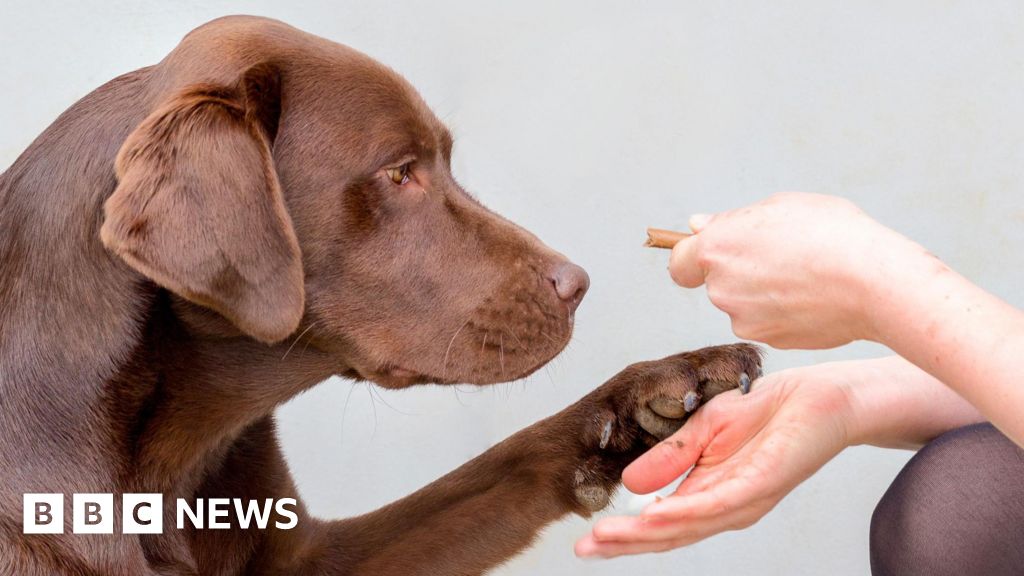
top-left (257, 344), bottom-right (761, 576)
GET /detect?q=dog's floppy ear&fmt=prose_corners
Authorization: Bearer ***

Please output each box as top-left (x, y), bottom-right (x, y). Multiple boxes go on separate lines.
top-left (101, 63), bottom-right (303, 344)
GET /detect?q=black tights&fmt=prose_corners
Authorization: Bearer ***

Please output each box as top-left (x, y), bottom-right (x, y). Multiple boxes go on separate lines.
top-left (870, 423), bottom-right (1024, 575)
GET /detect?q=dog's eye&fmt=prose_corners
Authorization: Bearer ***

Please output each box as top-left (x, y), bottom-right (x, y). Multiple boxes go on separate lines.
top-left (385, 164), bottom-right (411, 185)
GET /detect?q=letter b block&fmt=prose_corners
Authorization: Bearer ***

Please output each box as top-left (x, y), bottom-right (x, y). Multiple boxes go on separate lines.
top-left (73, 493), bottom-right (113, 534)
top-left (23, 494), bottom-right (64, 534)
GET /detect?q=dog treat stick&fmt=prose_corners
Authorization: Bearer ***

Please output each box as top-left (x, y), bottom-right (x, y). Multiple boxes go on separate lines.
top-left (644, 228), bottom-right (692, 249)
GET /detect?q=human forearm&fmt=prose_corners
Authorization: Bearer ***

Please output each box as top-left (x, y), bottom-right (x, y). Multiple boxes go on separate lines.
top-left (860, 246), bottom-right (1024, 446)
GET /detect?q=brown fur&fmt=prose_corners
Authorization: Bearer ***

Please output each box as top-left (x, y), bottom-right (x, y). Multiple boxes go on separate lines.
top-left (0, 16), bottom-right (761, 575)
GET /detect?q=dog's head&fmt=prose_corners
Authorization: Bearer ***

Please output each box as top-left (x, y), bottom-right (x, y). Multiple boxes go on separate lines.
top-left (100, 17), bottom-right (588, 388)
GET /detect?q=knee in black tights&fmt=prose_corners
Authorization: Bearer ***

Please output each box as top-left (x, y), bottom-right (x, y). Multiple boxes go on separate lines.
top-left (870, 423), bottom-right (1024, 576)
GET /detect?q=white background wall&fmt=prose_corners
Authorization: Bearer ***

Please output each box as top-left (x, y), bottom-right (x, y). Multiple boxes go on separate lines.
top-left (4, 2), bottom-right (1023, 574)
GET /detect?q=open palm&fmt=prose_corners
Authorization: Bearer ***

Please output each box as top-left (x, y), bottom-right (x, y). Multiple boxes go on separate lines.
top-left (576, 365), bottom-right (854, 558)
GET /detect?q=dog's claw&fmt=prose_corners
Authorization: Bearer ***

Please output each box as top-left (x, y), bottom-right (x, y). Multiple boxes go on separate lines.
top-left (739, 372), bottom-right (751, 394)
top-left (683, 390), bottom-right (700, 413)
top-left (648, 397), bottom-right (686, 419)
top-left (599, 419), bottom-right (613, 449)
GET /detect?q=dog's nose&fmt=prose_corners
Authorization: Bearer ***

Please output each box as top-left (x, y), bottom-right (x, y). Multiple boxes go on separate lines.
top-left (548, 262), bottom-right (590, 313)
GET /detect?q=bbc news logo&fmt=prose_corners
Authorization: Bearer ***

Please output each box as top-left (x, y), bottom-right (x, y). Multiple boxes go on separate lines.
top-left (23, 494), bottom-right (298, 534)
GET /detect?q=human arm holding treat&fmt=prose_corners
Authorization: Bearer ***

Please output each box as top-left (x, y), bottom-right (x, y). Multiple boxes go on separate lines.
top-left (669, 192), bottom-right (1024, 446)
top-left (577, 192), bottom-right (1023, 557)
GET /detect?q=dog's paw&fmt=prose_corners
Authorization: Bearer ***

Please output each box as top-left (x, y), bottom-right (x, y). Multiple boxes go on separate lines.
top-left (567, 343), bottom-right (763, 513)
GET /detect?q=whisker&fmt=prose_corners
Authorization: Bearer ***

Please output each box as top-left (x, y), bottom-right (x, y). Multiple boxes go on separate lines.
top-left (281, 322), bottom-right (317, 361)
top-left (442, 319), bottom-right (471, 380)
top-left (300, 322), bottom-right (319, 357)
top-left (505, 325), bottom-right (543, 367)
top-left (369, 385), bottom-right (418, 416)
top-left (339, 378), bottom-right (359, 441)
top-left (454, 383), bottom-right (483, 395)
top-left (364, 383), bottom-right (378, 440)
top-left (452, 385), bottom-right (468, 407)
top-left (538, 330), bottom-right (559, 345)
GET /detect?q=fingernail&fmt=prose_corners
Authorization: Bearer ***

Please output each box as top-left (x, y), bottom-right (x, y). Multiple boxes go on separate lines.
top-left (689, 213), bottom-right (712, 232)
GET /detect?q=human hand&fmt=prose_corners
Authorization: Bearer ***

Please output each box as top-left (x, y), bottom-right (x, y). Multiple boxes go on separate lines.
top-left (668, 192), bottom-right (933, 349)
top-left (575, 361), bottom-right (857, 558)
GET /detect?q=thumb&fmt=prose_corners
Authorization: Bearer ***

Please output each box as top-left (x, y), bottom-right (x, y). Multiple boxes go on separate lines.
top-left (668, 235), bottom-right (705, 288)
top-left (622, 421), bottom-right (707, 494)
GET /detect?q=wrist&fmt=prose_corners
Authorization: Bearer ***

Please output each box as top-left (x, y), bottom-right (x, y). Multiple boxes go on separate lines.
top-left (835, 356), bottom-right (981, 449)
top-left (782, 357), bottom-right (905, 448)
top-left (769, 365), bottom-right (861, 451)
top-left (854, 231), bottom-right (949, 344)
top-left (834, 357), bottom-right (897, 446)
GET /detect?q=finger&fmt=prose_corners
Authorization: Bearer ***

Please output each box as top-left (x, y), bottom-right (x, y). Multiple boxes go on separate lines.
top-left (574, 533), bottom-right (601, 558)
top-left (642, 476), bottom-right (753, 521)
top-left (575, 533), bottom-right (688, 559)
top-left (590, 514), bottom-right (678, 542)
top-left (668, 235), bottom-right (705, 288)
top-left (590, 505), bottom-right (756, 546)
top-left (674, 465), bottom-right (729, 497)
top-left (622, 422), bottom-right (707, 494)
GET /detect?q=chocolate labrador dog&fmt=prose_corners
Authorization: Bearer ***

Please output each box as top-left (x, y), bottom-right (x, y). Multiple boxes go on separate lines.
top-left (0, 15), bottom-right (761, 576)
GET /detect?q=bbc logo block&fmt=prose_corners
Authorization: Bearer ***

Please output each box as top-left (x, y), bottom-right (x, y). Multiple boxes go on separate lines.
top-left (23, 493), bottom-right (163, 535)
